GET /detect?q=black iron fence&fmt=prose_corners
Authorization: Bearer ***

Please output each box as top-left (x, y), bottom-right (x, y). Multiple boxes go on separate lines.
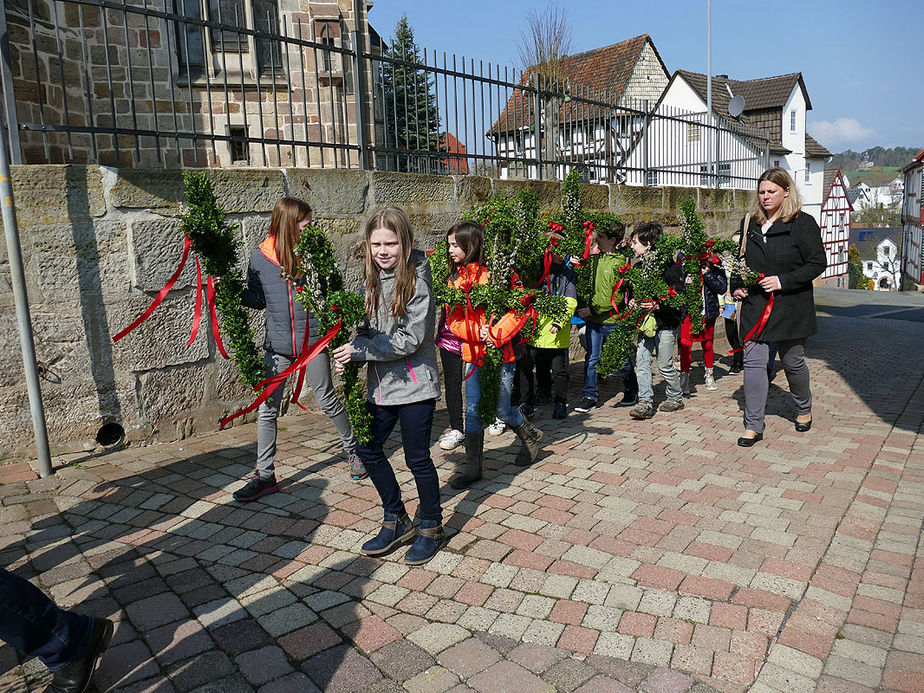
top-left (0, 0), bottom-right (770, 187)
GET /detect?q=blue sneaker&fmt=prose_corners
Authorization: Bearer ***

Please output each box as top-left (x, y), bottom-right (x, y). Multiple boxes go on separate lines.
top-left (361, 512), bottom-right (414, 556)
top-left (404, 520), bottom-right (446, 565)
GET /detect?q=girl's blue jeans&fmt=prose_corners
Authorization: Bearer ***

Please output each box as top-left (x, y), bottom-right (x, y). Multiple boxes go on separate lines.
top-left (463, 361), bottom-right (524, 434)
top-left (356, 399), bottom-right (442, 523)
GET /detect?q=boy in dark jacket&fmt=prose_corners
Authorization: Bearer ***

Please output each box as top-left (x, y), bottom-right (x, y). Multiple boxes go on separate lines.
top-left (627, 222), bottom-right (686, 420)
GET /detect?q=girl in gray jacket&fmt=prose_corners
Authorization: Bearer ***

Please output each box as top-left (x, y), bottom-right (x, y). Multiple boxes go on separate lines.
top-left (234, 198), bottom-right (359, 502)
top-left (333, 207), bottom-right (444, 565)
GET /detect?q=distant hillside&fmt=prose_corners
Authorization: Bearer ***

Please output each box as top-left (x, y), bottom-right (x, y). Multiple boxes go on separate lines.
top-left (830, 146), bottom-right (919, 171)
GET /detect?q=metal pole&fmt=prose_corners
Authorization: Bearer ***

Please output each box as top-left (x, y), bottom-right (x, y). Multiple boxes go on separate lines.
top-left (0, 107), bottom-right (52, 477)
top-left (706, 0), bottom-right (713, 186)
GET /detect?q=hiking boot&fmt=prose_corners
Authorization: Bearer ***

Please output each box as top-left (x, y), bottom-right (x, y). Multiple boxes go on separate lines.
top-left (404, 519), bottom-right (446, 565)
top-left (660, 397), bottom-right (685, 412)
top-left (704, 368), bottom-right (717, 391)
top-left (629, 401), bottom-right (655, 419)
top-left (449, 433), bottom-right (483, 489)
top-left (512, 419), bottom-right (544, 466)
top-left (553, 401), bottom-right (567, 419)
top-left (233, 472), bottom-right (279, 502)
top-left (574, 397), bottom-right (597, 413)
top-left (48, 617), bottom-right (114, 693)
top-left (438, 428), bottom-right (465, 451)
top-left (360, 511), bottom-right (415, 556)
top-left (349, 450), bottom-right (368, 480)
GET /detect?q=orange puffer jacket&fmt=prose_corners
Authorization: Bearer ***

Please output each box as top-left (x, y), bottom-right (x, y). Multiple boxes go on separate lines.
top-left (445, 263), bottom-right (523, 365)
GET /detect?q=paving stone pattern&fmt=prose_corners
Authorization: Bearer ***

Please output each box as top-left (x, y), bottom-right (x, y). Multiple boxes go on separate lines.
top-left (1, 298), bottom-right (923, 692)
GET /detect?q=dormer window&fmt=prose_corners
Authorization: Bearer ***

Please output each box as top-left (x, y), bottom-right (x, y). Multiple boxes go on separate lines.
top-left (790, 109), bottom-right (797, 132)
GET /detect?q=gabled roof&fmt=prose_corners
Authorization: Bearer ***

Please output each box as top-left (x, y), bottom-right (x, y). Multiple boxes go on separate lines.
top-left (901, 148), bottom-right (924, 173)
top-left (822, 168), bottom-right (853, 211)
top-left (849, 227), bottom-right (901, 262)
top-left (487, 34), bottom-right (666, 137)
top-left (675, 70), bottom-right (811, 119)
top-left (805, 133), bottom-right (832, 158)
top-left (668, 70), bottom-right (831, 157)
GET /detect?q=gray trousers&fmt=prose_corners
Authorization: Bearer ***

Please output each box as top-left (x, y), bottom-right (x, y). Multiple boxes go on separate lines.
top-left (743, 339), bottom-right (812, 433)
top-left (257, 351), bottom-right (356, 475)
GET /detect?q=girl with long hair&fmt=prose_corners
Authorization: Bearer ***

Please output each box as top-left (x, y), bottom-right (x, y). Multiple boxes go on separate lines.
top-left (234, 197), bottom-right (360, 502)
top-left (332, 207), bottom-right (444, 565)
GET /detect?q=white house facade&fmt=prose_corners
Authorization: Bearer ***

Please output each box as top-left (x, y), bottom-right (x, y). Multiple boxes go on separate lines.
top-left (816, 169), bottom-right (852, 288)
top-left (862, 237), bottom-right (901, 290)
top-left (901, 149), bottom-right (924, 288)
top-left (642, 71), bottom-right (831, 218)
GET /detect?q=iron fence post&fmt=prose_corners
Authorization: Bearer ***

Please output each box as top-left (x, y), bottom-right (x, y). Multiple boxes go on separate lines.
top-left (351, 0), bottom-right (368, 170)
top-left (0, 102), bottom-right (51, 476)
top-left (532, 71), bottom-right (541, 181)
top-left (642, 99), bottom-right (649, 187)
top-left (0, 0), bottom-right (22, 164)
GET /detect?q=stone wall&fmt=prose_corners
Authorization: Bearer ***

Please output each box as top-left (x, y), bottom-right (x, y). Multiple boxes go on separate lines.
top-left (0, 165), bottom-right (749, 460)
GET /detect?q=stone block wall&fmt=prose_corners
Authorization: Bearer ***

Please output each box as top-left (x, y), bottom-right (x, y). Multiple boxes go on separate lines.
top-left (0, 165), bottom-right (749, 460)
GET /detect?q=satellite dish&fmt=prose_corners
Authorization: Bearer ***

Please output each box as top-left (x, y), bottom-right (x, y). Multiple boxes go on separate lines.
top-left (728, 94), bottom-right (746, 118)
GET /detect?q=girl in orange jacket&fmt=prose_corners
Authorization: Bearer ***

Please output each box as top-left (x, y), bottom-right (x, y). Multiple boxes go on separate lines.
top-left (443, 222), bottom-right (544, 489)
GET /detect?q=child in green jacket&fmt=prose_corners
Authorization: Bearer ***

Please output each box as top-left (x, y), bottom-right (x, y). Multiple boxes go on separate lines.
top-left (518, 248), bottom-right (578, 419)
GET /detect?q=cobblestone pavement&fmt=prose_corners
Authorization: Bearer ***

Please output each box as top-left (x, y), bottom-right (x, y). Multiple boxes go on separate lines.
top-left (2, 289), bottom-right (924, 692)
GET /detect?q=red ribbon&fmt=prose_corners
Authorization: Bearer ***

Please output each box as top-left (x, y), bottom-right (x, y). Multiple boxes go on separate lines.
top-left (186, 255), bottom-right (203, 347)
top-left (728, 293), bottom-right (774, 355)
top-left (537, 247), bottom-right (553, 290)
top-left (581, 222), bottom-right (595, 260)
top-left (220, 318), bottom-right (342, 429)
top-left (206, 276), bottom-right (229, 358)
top-left (113, 237), bottom-right (192, 342)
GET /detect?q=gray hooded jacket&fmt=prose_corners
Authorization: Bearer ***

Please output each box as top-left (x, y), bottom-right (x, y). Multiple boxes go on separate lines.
top-left (350, 250), bottom-right (440, 406)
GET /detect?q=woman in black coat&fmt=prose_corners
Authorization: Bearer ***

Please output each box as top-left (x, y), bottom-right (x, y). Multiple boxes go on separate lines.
top-left (730, 168), bottom-right (827, 447)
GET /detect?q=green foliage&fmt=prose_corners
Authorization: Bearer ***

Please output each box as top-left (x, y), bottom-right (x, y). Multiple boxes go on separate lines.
top-left (180, 172), bottom-right (264, 388)
top-left (847, 244), bottom-right (866, 289)
top-left (382, 15), bottom-right (441, 172)
top-left (678, 197), bottom-right (707, 335)
top-left (293, 226), bottom-right (372, 444)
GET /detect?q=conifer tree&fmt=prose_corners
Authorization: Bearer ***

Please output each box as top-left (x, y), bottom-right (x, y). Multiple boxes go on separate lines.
top-left (381, 15), bottom-right (441, 172)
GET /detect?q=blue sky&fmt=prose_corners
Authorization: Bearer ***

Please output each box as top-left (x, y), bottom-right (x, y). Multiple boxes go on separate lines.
top-left (369, 0), bottom-right (922, 155)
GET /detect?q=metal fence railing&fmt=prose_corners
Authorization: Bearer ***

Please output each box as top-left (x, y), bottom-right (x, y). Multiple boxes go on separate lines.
top-left (0, 0), bottom-right (771, 188)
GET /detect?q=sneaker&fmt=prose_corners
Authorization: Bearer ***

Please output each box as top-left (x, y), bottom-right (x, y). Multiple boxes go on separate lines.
top-left (486, 418), bottom-right (507, 436)
top-left (553, 401), bottom-right (567, 419)
top-left (349, 450), bottom-right (368, 481)
top-left (519, 403), bottom-right (536, 419)
top-left (233, 471), bottom-right (279, 502)
top-left (629, 401), bottom-right (655, 419)
top-left (680, 371), bottom-right (691, 395)
top-left (574, 397), bottom-right (598, 413)
top-left (660, 397), bottom-right (685, 412)
top-left (438, 428), bottom-right (465, 451)
top-left (729, 365), bottom-right (742, 375)
top-left (704, 369), bottom-right (717, 391)
top-left (615, 390), bottom-right (638, 407)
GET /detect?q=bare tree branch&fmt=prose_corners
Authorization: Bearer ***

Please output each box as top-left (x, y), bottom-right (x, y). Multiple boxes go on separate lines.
top-left (516, 1), bottom-right (572, 89)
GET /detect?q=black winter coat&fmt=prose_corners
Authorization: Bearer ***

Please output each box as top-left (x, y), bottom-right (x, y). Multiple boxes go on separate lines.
top-left (730, 212), bottom-right (826, 342)
top-left (681, 264), bottom-right (727, 323)
top-left (654, 263), bottom-right (686, 330)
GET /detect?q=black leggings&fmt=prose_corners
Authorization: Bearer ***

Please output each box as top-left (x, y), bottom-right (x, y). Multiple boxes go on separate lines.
top-left (439, 348), bottom-right (464, 432)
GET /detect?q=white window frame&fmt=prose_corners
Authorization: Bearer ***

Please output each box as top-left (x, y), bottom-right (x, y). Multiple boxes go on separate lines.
top-left (790, 109), bottom-right (797, 132)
